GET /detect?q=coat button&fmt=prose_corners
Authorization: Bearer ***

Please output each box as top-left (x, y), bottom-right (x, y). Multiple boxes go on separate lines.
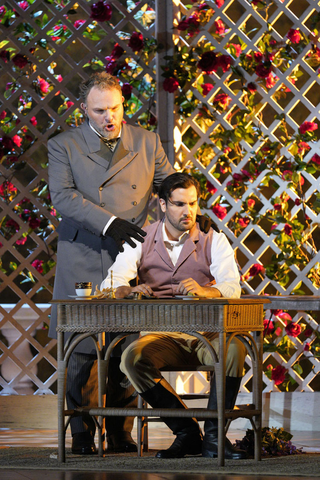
top-left (132, 201), bottom-right (137, 206)
top-left (100, 203), bottom-right (105, 207)
top-left (132, 218), bottom-right (135, 222)
top-left (132, 185), bottom-right (136, 189)
top-left (99, 187), bottom-right (103, 191)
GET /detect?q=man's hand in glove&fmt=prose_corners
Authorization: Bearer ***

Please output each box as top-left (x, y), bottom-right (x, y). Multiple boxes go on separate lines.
top-left (196, 215), bottom-right (220, 234)
top-left (106, 218), bottom-right (146, 252)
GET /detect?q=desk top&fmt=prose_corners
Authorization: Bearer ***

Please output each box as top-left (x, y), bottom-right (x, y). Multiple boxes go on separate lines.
top-left (53, 297), bottom-right (268, 334)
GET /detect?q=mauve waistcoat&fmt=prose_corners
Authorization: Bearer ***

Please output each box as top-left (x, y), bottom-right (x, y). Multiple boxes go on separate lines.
top-left (138, 220), bottom-right (215, 297)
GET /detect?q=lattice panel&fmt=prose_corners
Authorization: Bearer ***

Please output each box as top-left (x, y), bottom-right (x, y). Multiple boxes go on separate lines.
top-left (171, 0), bottom-right (320, 393)
top-left (0, 0), bottom-right (158, 395)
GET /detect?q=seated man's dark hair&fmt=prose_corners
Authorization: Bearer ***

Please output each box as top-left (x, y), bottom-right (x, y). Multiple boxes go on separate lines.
top-left (159, 172), bottom-right (200, 203)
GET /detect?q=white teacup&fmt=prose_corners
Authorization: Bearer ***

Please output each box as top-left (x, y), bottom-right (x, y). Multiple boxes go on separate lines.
top-left (75, 282), bottom-right (92, 297)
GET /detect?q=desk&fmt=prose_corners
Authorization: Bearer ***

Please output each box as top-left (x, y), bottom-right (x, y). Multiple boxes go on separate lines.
top-left (53, 297), bottom-right (269, 466)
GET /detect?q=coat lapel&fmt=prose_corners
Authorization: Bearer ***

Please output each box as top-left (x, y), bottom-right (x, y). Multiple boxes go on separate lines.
top-left (80, 121), bottom-right (139, 184)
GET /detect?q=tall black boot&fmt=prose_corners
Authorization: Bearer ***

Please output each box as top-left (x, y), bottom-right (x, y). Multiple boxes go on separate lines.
top-left (202, 376), bottom-right (247, 459)
top-left (141, 378), bottom-right (203, 458)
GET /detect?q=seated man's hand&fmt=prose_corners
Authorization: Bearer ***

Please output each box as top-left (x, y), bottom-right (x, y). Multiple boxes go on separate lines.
top-left (106, 217), bottom-right (147, 252)
top-left (176, 278), bottom-right (222, 298)
top-left (115, 284), bottom-right (154, 298)
top-left (131, 284), bottom-right (154, 297)
top-left (115, 286), bottom-right (132, 298)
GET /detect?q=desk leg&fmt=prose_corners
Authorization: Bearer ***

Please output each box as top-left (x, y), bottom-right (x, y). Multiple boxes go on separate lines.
top-left (253, 330), bottom-right (263, 462)
top-left (97, 332), bottom-right (107, 456)
top-left (216, 331), bottom-right (226, 467)
top-left (57, 330), bottom-right (66, 463)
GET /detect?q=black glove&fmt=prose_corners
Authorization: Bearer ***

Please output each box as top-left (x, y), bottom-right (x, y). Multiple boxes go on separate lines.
top-left (106, 218), bottom-right (147, 252)
top-left (196, 214), bottom-right (220, 233)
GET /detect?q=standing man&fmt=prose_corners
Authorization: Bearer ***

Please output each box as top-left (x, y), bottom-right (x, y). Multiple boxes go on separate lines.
top-left (101, 173), bottom-right (247, 459)
top-left (48, 72), bottom-right (175, 454)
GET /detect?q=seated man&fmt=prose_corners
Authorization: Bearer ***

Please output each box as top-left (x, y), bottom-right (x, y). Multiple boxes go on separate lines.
top-left (100, 172), bottom-right (247, 459)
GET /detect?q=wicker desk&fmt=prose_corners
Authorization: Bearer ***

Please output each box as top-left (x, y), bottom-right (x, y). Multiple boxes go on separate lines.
top-left (53, 297), bottom-right (269, 466)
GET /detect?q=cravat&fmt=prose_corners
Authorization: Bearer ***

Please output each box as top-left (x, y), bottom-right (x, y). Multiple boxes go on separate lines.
top-left (102, 137), bottom-right (119, 152)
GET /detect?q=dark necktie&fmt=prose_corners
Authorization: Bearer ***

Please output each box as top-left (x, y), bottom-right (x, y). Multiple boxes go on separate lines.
top-left (102, 137), bottom-right (119, 152)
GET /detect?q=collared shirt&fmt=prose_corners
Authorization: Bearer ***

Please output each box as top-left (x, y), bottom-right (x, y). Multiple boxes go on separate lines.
top-left (101, 223), bottom-right (241, 298)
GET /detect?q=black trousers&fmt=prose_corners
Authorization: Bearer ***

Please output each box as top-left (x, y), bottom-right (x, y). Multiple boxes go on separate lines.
top-left (66, 352), bottom-right (138, 438)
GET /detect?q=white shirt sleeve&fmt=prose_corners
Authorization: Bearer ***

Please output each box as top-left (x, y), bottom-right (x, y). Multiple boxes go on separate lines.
top-left (100, 240), bottom-right (142, 290)
top-left (103, 215), bottom-right (116, 236)
top-left (209, 232), bottom-right (241, 298)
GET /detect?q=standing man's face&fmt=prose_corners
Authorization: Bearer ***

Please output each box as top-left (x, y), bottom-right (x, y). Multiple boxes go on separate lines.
top-left (81, 86), bottom-right (124, 139)
top-left (159, 185), bottom-right (198, 240)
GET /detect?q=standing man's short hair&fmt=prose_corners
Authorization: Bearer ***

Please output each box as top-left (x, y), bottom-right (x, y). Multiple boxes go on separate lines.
top-left (79, 72), bottom-right (122, 103)
top-left (159, 172), bottom-right (201, 203)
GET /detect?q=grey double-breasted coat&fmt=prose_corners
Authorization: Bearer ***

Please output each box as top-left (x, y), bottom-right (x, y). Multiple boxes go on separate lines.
top-left (48, 120), bottom-right (174, 351)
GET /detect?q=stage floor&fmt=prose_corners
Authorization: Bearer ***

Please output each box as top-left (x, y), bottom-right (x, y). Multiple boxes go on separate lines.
top-left (0, 426), bottom-right (319, 480)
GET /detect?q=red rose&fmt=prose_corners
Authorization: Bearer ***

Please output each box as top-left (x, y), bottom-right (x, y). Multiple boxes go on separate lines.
top-left (214, 19), bottom-right (225, 35)
top-left (206, 180), bottom-right (217, 195)
top-left (304, 342), bottom-right (311, 352)
top-left (263, 319), bottom-right (274, 336)
top-left (0, 6), bottom-right (6, 16)
top-left (271, 365), bottom-right (287, 386)
top-left (201, 83), bottom-right (214, 96)
top-left (128, 32), bottom-right (144, 52)
top-left (254, 51), bottom-right (263, 62)
top-left (198, 51), bottom-right (218, 73)
top-left (2, 135), bottom-right (14, 150)
top-left (0, 50), bottom-right (9, 62)
top-left (271, 223), bottom-right (278, 231)
top-left (294, 198), bottom-right (301, 206)
top-left (111, 43), bottom-right (124, 59)
top-left (66, 101), bottom-right (74, 108)
top-left (277, 312), bottom-right (292, 322)
top-left (74, 19), bottom-right (86, 29)
top-left (12, 54), bottom-right (28, 68)
top-left (247, 82), bottom-right (257, 94)
top-left (274, 203), bottom-right (281, 211)
top-left (284, 223), bottom-right (292, 235)
top-left (90, 1), bottom-right (112, 22)
top-left (121, 83), bottom-right (132, 96)
top-left (215, 0), bottom-right (224, 6)
top-left (0, 110), bottom-right (6, 120)
top-left (12, 135), bottom-right (22, 147)
top-left (311, 153), bottom-right (320, 165)
top-left (247, 198), bottom-right (255, 209)
top-left (0, 181), bottom-right (17, 196)
top-left (30, 116), bottom-right (37, 126)
top-left (255, 63), bottom-right (272, 78)
top-left (105, 59), bottom-right (117, 74)
top-left (285, 321), bottom-right (301, 337)
top-left (212, 204), bottom-right (227, 220)
top-left (248, 263), bottom-right (265, 276)
top-left (6, 219), bottom-right (19, 231)
top-left (213, 93), bottom-right (232, 109)
top-left (163, 77), bottom-right (179, 93)
top-left (287, 28), bottom-right (302, 44)
top-left (32, 259), bottom-right (44, 274)
top-left (271, 309), bottom-right (283, 316)
top-left (239, 217), bottom-right (249, 228)
top-left (299, 121), bottom-right (318, 134)
top-left (16, 236), bottom-right (27, 245)
top-left (38, 77), bottom-right (50, 94)
top-left (29, 217), bottom-right (41, 229)
top-left (177, 19), bottom-right (189, 31)
top-left (217, 54), bottom-right (232, 73)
